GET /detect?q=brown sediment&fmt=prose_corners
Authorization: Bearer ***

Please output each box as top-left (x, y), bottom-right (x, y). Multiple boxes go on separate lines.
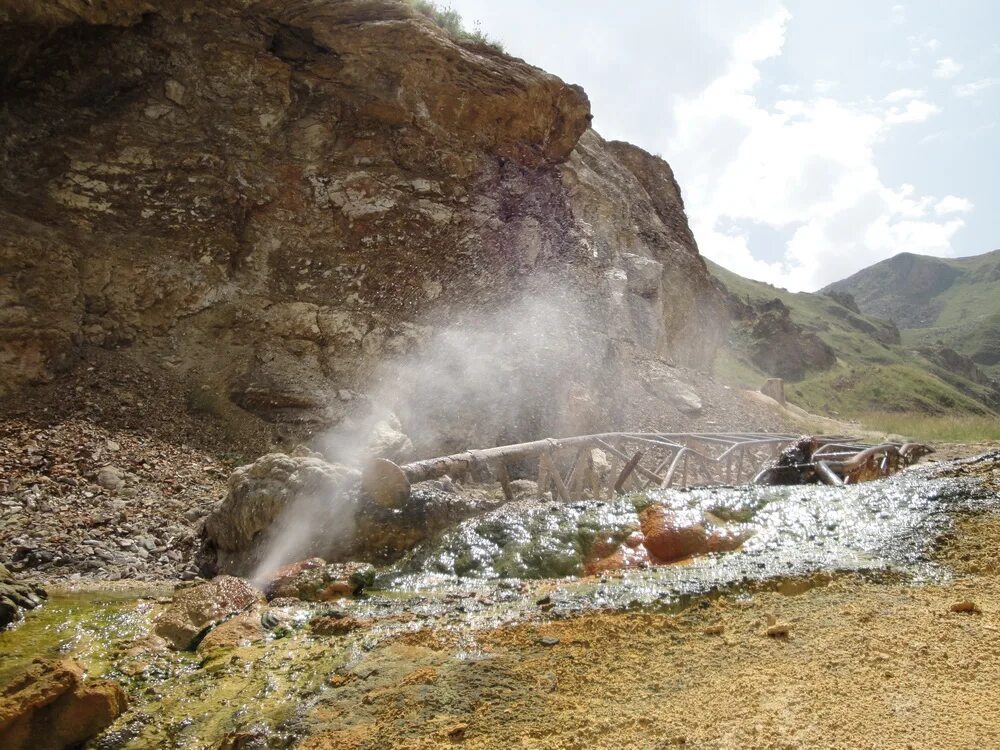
top-left (297, 507), bottom-right (1000, 749)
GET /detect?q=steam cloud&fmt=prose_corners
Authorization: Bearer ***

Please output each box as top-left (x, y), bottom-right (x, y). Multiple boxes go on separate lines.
top-left (250, 286), bottom-right (610, 584)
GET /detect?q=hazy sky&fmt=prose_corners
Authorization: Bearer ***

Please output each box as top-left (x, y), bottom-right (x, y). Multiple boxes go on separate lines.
top-left (446, 0), bottom-right (999, 291)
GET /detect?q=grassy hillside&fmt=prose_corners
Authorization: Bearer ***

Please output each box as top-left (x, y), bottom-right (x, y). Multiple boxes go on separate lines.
top-left (708, 260), bottom-right (999, 419)
top-left (824, 249), bottom-right (1000, 377)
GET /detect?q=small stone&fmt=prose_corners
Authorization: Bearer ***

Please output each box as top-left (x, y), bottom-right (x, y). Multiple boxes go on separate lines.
top-left (538, 636), bottom-right (560, 647)
top-left (536, 594), bottom-right (551, 606)
top-left (444, 723), bottom-right (468, 740)
top-left (950, 600), bottom-right (981, 614)
top-left (703, 623), bottom-right (725, 636)
top-left (765, 623), bottom-right (792, 638)
top-left (96, 466), bottom-right (124, 491)
top-left (164, 79), bottom-right (185, 105)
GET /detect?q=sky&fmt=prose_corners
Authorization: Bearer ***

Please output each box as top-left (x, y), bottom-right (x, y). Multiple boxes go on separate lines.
top-left (444, 0), bottom-right (999, 291)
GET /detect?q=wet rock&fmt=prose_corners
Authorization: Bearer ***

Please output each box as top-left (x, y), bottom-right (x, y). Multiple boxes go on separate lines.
top-left (311, 614), bottom-right (370, 636)
top-left (585, 530), bottom-right (651, 575)
top-left (267, 562), bottom-right (375, 602)
top-left (197, 609), bottom-right (266, 653)
top-left (639, 506), bottom-right (747, 563)
top-left (0, 658), bottom-right (127, 750)
top-left (0, 564), bottom-right (47, 629)
top-left (153, 575), bottom-right (263, 650)
top-left (262, 557), bottom-right (326, 593)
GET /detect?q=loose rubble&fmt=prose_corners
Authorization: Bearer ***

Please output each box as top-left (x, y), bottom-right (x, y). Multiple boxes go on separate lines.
top-left (0, 418), bottom-right (229, 582)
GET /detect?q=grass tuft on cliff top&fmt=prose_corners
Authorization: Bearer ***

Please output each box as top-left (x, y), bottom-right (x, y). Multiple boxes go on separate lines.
top-left (406, 0), bottom-right (505, 51)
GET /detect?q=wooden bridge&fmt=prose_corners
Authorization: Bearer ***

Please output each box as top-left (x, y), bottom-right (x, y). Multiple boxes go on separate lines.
top-left (361, 431), bottom-right (859, 507)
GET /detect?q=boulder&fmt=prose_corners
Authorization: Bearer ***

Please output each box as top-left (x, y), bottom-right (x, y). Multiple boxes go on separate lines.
top-left (95, 465), bottom-right (124, 491)
top-left (267, 561), bottom-right (375, 602)
top-left (196, 610), bottom-right (266, 654)
top-left (639, 506), bottom-right (747, 563)
top-left (0, 658), bottom-right (127, 750)
top-left (202, 454), bottom-right (361, 576)
top-left (153, 576), bottom-right (263, 650)
top-left (363, 413), bottom-right (413, 463)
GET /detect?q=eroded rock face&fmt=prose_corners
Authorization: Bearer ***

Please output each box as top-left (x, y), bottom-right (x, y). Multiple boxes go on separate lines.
top-left (0, 658), bottom-right (127, 750)
top-left (0, 0), bottom-right (727, 451)
top-left (741, 300), bottom-right (837, 381)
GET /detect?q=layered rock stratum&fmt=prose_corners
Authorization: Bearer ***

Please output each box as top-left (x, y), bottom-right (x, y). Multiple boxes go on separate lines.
top-left (0, 0), bottom-right (738, 456)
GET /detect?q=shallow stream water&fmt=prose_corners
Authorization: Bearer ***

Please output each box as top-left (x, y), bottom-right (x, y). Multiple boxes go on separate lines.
top-left (1, 462), bottom-right (995, 748)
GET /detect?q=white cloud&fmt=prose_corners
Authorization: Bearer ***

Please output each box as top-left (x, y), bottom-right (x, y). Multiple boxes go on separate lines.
top-left (813, 79), bottom-right (839, 94)
top-left (667, 7), bottom-right (960, 291)
top-left (955, 78), bottom-right (999, 97)
top-left (884, 87), bottom-right (925, 102)
top-left (907, 34), bottom-right (940, 53)
top-left (890, 4), bottom-right (906, 24)
top-left (932, 57), bottom-right (963, 79)
top-left (885, 98), bottom-right (941, 123)
top-left (935, 195), bottom-right (974, 215)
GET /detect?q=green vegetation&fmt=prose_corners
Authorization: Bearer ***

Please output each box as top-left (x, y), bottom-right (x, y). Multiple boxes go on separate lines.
top-left (857, 412), bottom-right (1000, 442)
top-left (785, 363), bottom-right (994, 417)
top-left (826, 249), bottom-right (1000, 378)
top-left (707, 260), bottom-right (999, 421)
top-left (406, 0), bottom-right (504, 51)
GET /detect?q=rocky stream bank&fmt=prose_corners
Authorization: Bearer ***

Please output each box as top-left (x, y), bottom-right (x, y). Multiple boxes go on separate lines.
top-left (0, 447), bottom-right (998, 749)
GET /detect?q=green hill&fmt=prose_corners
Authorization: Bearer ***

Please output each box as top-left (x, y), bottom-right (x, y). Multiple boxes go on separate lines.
top-left (823, 250), bottom-right (1000, 377)
top-left (707, 259), bottom-right (1000, 419)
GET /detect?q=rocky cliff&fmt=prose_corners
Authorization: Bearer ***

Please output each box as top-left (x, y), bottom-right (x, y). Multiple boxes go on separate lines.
top-left (0, 0), bottom-right (729, 456)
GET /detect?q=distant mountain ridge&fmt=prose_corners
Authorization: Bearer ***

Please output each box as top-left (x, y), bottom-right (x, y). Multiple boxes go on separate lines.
top-left (823, 250), bottom-right (1000, 375)
top-left (707, 258), bottom-right (1000, 418)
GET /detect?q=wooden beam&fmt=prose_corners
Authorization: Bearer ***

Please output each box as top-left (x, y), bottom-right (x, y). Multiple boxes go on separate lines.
top-left (614, 451), bottom-right (644, 495)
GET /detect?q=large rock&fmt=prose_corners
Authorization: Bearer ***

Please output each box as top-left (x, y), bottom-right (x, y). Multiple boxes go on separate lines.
top-left (200, 453), bottom-right (505, 576)
top-left (0, 658), bottom-right (127, 750)
top-left (202, 454), bottom-right (362, 577)
top-left (266, 559), bottom-right (375, 601)
top-left (153, 576), bottom-right (263, 650)
top-left (0, 0), bottom-right (727, 449)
